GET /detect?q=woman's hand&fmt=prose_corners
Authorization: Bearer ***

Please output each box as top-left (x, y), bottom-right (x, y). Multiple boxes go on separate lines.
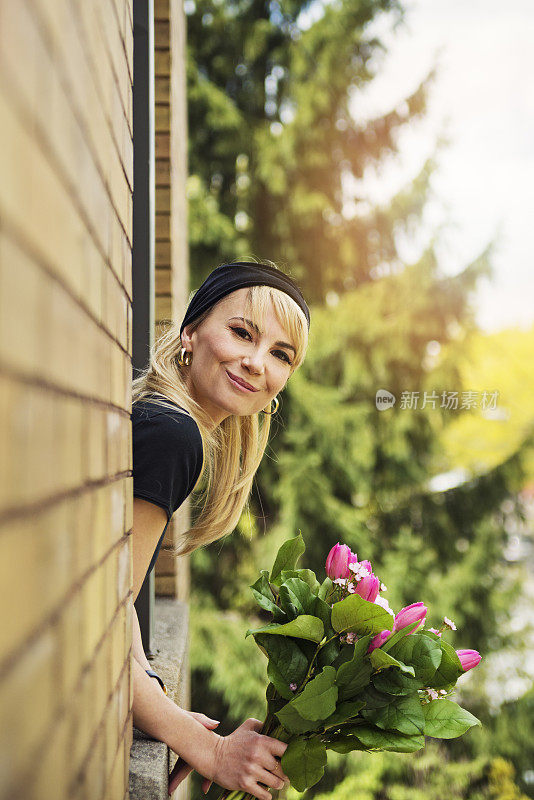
top-left (168, 711), bottom-right (220, 796)
top-left (209, 718), bottom-right (290, 800)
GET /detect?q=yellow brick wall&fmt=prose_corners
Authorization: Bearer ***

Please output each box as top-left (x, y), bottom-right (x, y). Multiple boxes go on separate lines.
top-left (0, 1), bottom-right (133, 798)
top-left (154, 0), bottom-right (191, 603)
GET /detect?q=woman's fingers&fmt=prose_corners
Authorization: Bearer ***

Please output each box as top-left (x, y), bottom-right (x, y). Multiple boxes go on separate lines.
top-left (168, 759), bottom-right (193, 795)
top-left (188, 710), bottom-right (220, 728)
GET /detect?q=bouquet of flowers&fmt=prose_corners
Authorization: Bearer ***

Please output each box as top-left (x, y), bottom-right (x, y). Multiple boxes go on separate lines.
top-left (217, 533), bottom-right (481, 799)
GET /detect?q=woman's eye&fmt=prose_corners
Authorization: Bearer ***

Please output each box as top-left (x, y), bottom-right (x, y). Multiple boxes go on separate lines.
top-left (273, 349), bottom-right (292, 365)
top-left (231, 326), bottom-right (252, 340)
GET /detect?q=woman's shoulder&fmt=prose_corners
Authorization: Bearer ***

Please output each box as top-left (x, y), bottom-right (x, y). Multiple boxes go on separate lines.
top-left (132, 398), bottom-right (203, 454)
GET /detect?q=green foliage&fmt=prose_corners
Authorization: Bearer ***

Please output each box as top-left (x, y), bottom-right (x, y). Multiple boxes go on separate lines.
top-left (187, 1), bottom-right (533, 797)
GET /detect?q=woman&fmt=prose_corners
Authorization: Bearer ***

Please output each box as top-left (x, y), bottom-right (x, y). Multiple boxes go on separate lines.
top-left (130, 261), bottom-right (310, 799)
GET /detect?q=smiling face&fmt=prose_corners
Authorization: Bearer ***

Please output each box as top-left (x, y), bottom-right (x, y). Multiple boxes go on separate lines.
top-left (180, 288), bottom-right (298, 426)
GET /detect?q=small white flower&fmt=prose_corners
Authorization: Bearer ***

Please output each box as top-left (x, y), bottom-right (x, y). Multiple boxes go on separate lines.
top-left (438, 689), bottom-right (447, 696)
top-left (375, 596), bottom-right (395, 617)
top-left (289, 683), bottom-right (298, 692)
top-left (346, 632), bottom-right (357, 644)
top-left (443, 616), bottom-right (457, 631)
top-left (427, 688), bottom-right (439, 700)
top-left (348, 562), bottom-right (370, 581)
top-left (334, 578), bottom-right (347, 586)
top-left (380, 582), bottom-right (387, 592)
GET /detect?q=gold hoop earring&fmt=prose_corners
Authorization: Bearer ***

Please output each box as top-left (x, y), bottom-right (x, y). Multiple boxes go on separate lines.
top-left (263, 395), bottom-right (280, 415)
top-left (177, 347), bottom-right (192, 367)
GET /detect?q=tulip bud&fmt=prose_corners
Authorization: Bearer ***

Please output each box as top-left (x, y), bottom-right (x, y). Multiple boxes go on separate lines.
top-left (325, 543), bottom-right (353, 580)
top-left (456, 649), bottom-right (482, 671)
top-left (393, 602), bottom-right (427, 633)
top-left (368, 629), bottom-right (391, 653)
top-left (355, 575), bottom-right (380, 602)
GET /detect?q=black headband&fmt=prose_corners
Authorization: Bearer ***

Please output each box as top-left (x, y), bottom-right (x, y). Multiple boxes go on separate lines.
top-left (179, 262), bottom-right (310, 335)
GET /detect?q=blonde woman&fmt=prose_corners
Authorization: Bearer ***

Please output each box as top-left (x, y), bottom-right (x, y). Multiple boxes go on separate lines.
top-left (130, 262), bottom-right (310, 799)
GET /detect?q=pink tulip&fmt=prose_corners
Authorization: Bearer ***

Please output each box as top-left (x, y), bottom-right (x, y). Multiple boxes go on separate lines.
top-left (456, 649), bottom-right (482, 671)
top-left (360, 559), bottom-right (373, 573)
top-left (393, 602), bottom-right (427, 633)
top-left (354, 574), bottom-right (380, 602)
top-left (368, 629), bottom-right (391, 653)
top-left (326, 543), bottom-right (353, 580)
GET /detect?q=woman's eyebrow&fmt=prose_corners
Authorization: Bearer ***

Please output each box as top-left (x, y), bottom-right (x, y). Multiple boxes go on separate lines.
top-left (229, 316), bottom-right (296, 354)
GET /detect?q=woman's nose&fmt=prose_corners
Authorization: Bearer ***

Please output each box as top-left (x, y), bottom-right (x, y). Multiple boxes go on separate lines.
top-left (242, 351), bottom-right (265, 374)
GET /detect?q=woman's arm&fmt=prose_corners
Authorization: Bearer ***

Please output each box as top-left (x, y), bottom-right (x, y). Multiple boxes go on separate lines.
top-left (130, 499), bottom-right (290, 799)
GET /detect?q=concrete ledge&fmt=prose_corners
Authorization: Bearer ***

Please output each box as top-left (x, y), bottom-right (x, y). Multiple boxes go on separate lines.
top-left (129, 597), bottom-right (190, 800)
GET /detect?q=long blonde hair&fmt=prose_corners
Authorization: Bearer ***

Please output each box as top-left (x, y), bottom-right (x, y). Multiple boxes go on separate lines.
top-left (132, 283), bottom-right (309, 555)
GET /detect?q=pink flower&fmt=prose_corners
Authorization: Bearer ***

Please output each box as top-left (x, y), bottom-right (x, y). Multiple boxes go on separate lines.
top-left (456, 649), bottom-right (482, 671)
top-left (326, 543), bottom-right (353, 580)
top-left (428, 627), bottom-right (442, 637)
top-left (393, 602), bottom-right (427, 633)
top-left (354, 575), bottom-right (380, 602)
top-left (289, 682), bottom-right (298, 692)
top-left (368, 629), bottom-right (392, 653)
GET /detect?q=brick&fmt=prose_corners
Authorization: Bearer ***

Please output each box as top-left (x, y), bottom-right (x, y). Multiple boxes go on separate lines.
top-left (124, 477), bottom-right (133, 532)
top-left (155, 294), bottom-right (172, 322)
top-left (0, 503), bottom-right (72, 663)
top-left (117, 539), bottom-right (132, 606)
top-left (155, 0), bottom-right (170, 21)
top-left (0, 233), bottom-right (43, 378)
top-left (156, 212), bottom-right (171, 240)
top-left (155, 575), bottom-right (177, 596)
top-left (81, 569), bottom-right (105, 665)
top-left (0, 2), bottom-right (129, 283)
top-left (155, 49), bottom-right (170, 77)
top-left (0, 628), bottom-right (58, 788)
top-left (82, 725), bottom-right (106, 800)
top-left (156, 267), bottom-right (172, 294)
top-left (26, 709), bottom-right (71, 800)
top-left (155, 75), bottom-right (170, 103)
top-left (155, 103), bottom-right (170, 133)
top-left (156, 158), bottom-right (171, 187)
top-left (58, 589), bottom-right (85, 698)
top-left (85, 403), bottom-right (106, 482)
top-left (57, 394), bottom-right (85, 492)
top-left (110, 478), bottom-right (126, 544)
top-left (156, 186), bottom-right (171, 214)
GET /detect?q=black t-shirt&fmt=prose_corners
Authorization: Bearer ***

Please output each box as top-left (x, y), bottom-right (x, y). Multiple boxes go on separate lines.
top-left (131, 398), bottom-right (203, 577)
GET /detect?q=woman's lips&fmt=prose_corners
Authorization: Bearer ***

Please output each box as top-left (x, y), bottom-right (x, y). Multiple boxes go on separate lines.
top-left (226, 370), bottom-right (259, 392)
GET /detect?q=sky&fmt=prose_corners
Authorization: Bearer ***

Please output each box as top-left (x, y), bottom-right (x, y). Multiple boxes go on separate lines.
top-left (346, 0), bottom-right (534, 333)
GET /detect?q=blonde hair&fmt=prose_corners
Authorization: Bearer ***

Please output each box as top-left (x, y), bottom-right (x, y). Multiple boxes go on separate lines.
top-left (132, 282), bottom-right (309, 555)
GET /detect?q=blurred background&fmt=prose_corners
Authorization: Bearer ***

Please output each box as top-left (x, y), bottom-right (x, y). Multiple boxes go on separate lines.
top-left (184, 0), bottom-right (534, 797)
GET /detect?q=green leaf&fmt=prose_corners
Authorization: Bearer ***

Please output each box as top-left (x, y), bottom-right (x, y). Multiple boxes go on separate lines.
top-left (250, 571), bottom-right (286, 622)
top-left (275, 703), bottom-right (321, 734)
top-left (423, 699), bottom-right (482, 739)
top-left (361, 693), bottom-right (425, 735)
top-left (256, 634), bottom-right (309, 700)
top-left (336, 635), bottom-right (372, 688)
top-left (270, 534), bottom-right (306, 586)
top-left (326, 736), bottom-right (368, 753)
top-left (430, 640), bottom-right (464, 688)
top-left (369, 648), bottom-right (415, 676)
top-left (331, 594), bottom-right (394, 636)
top-left (279, 578), bottom-right (317, 617)
top-left (346, 725), bottom-right (425, 753)
top-left (314, 596), bottom-right (340, 667)
top-left (381, 620), bottom-right (420, 652)
top-left (322, 699), bottom-right (366, 728)
top-left (373, 669), bottom-right (425, 696)
top-left (354, 685), bottom-right (394, 709)
top-left (281, 738), bottom-right (327, 792)
top-left (318, 577), bottom-right (333, 600)
top-left (280, 569), bottom-right (320, 594)
top-left (389, 633), bottom-right (443, 683)
top-left (291, 666), bottom-right (338, 721)
top-left (246, 615), bottom-right (324, 643)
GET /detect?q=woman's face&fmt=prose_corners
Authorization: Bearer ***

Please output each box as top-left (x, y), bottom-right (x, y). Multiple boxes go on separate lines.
top-left (181, 288), bottom-right (297, 426)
